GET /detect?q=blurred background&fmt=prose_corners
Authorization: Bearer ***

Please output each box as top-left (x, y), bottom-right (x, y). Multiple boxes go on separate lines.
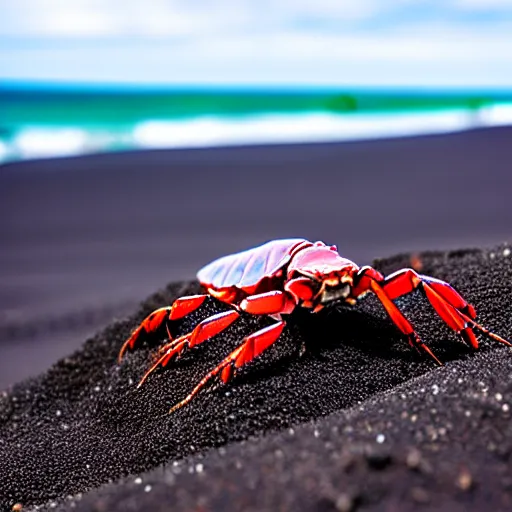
top-left (1, 0), bottom-right (511, 386)
top-left (2, 0), bottom-right (512, 161)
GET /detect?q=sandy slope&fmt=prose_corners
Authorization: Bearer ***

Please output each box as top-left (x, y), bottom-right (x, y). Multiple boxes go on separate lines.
top-left (1, 245), bottom-right (511, 511)
top-left (1, 127), bottom-right (511, 387)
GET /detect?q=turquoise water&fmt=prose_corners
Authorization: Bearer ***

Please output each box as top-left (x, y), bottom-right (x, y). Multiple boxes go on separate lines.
top-left (1, 83), bottom-right (512, 162)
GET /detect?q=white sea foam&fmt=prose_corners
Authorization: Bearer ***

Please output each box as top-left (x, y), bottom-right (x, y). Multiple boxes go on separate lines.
top-left (13, 127), bottom-right (88, 159)
top-left (479, 103), bottom-right (512, 126)
top-left (0, 139), bottom-right (9, 163)
top-left (3, 105), bottom-right (512, 162)
top-left (131, 109), bottom-right (476, 149)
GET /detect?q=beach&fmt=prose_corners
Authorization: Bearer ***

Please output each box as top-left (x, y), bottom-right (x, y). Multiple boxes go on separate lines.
top-left (0, 126), bottom-right (511, 510)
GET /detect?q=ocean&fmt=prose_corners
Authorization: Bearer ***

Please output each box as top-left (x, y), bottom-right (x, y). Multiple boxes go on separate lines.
top-left (1, 83), bottom-right (512, 163)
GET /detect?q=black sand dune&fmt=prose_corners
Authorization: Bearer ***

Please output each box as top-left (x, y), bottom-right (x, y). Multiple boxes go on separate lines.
top-left (1, 126), bottom-right (512, 388)
top-left (1, 127), bottom-right (512, 511)
top-left (1, 244), bottom-right (512, 511)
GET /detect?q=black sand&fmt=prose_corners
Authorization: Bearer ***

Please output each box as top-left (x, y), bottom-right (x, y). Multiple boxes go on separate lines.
top-left (1, 127), bottom-right (511, 386)
top-left (1, 244), bottom-right (512, 511)
top-left (1, 127), bottom-right (511, 511)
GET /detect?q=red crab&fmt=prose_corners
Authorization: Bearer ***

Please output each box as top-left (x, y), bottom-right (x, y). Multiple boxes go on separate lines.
top-left (119, 238), bottom-right (511, 412)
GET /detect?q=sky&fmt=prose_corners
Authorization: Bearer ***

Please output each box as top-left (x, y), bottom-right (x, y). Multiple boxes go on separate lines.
top-left (1, 0), bottom-right (512, 87)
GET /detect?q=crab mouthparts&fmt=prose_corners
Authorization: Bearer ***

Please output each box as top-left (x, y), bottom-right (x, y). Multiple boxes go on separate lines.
top-left (320, 283), bottom-right (351, 304)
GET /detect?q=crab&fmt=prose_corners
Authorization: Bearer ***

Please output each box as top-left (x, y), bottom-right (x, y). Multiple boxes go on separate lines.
top-left (119, 238), bottom-right (511, 412)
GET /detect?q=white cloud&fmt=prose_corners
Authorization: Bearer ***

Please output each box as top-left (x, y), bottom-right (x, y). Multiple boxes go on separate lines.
top-left (268, 0), bottom-right (382, 22)
top-left (1, 24), bottom-right (511, 86)
top-left (1, 0), bottom-right (511, 41)
top-left (0, 0), bottom-right (406, 38)
top-left (453, 0), bottom-right (512, 10)
top-left (1, 0), bottom-right (512, 85)
top-left (0, 0), bottom-right (250, 37)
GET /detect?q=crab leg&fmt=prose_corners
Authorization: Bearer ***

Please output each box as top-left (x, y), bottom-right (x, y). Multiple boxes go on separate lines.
top-left (118, 294), bottom-right (208, 361)
top-left (381, 269), bottom-right (511, 349)
top-left (137, 290), bottom-right (297, 389)
top-left (355, 267), bottom-right (511, 362)
top-left (368, 279), bottom-right (443, 365)
top-left (137, 310), bottom-right (240, 387)
top-left (169, 321), bottom-right (286, 413)
top-left (240, 290), bottom-right (296, 315)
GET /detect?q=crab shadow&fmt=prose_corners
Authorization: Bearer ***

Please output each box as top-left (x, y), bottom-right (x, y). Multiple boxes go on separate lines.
top-left (126, 287), bottom-right (477, 404)
top-left (232, 293), bottom-right (475, 389)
